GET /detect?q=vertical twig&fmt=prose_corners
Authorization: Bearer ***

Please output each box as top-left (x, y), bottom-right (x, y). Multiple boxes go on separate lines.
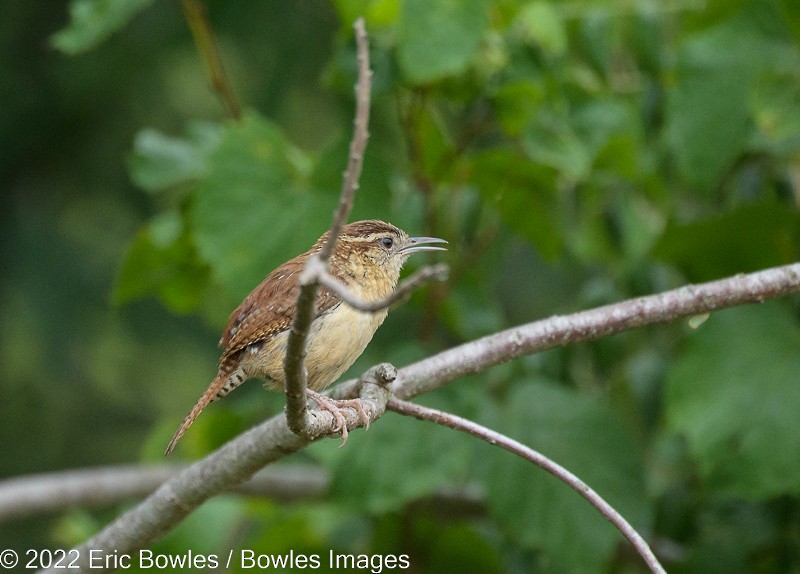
top-left (283, 18), bottom-right (372, 436)
top-left (318, 17), bottom-right (373, 261)
top-left (181, 0), bottom-right (242, 119)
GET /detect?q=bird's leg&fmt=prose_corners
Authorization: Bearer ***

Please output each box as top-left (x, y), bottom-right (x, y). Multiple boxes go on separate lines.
top-left (306, 389), bottom-right (371, 445)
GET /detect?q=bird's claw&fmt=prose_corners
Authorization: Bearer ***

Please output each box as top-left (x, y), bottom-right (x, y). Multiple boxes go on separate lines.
top-left (306, 390), bottom-right (370, 446)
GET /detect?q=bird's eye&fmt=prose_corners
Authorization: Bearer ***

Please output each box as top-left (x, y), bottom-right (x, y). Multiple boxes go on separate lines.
top-left (379, 236), bottom-right (394, 249)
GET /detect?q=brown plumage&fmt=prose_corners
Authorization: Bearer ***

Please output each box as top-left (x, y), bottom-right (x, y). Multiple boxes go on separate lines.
top-left (164, 220), bottom-right (446, 455)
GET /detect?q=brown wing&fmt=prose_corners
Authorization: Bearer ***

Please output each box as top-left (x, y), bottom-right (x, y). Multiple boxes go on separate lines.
top-left (218, 251), bottom-right (342, 363)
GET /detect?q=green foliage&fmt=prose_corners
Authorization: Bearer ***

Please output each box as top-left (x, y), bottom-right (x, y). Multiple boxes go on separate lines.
top-left (113, 211), bottom-right (210, 314)
top-left (470, 149), bottom-right (562, 258)
top-left (653, 201), bottom-right (800, 281)
top-left (128, 122), bottom-right (222, 193)
top-left (666, 303), bottom-right (800, 500)
top-left (397, 0), bottom-right (489, 83)
top-left (51, 0), bottom-right (156, 54)
top-left (5, 0), bottom-right (800, 571)
top-left (310, 400), bottom-right (473, 513)
top-left (665, 7), bottom-right (798, 188)
top-left (190, 113), bottom-right (330, 296)
top-left (119, 113), bottom-right (335, 310)
top-left (482, 382), bottom-right (650, 572)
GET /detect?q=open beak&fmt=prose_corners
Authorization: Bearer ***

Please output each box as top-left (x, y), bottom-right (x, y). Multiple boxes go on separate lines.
top-left (400, 236), bottom-right (448, 255)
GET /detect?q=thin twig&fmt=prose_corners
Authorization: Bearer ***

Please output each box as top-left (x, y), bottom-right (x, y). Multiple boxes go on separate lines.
top-left (318, 17), bottom-right (373, 262)
top-left (181, 0), bottom-right (242, 119)
top-left (317, 263), bottom-right (449, 312)
top-left (388, 399), bottom-right (667, 574)
top-left (283, 18), bottom-right (372, 437)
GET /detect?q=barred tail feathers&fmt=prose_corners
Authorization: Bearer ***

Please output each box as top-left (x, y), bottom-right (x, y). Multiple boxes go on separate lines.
top-left (164, 368), bottom-right (245, 456)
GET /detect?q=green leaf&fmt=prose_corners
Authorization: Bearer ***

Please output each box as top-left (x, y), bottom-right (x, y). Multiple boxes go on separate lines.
top-left (51, 0), bottom-right (155, 55)
top-left (778, 0), bottom-right (800, 43)
top-left (515, 1), bottom-right (567, 57)
top-left (113, 211), bottom-right (210, 314)
top-left (652, 201), bottom-right (799, 282)
top-left (190, 112), bottom-right (331, 296)
top-left (521, 108), bottom-right (592, 182)
top-left (128, 123), bottom-right (222, 193)
top-left (664, 12), bottom-right (787, 188)
top-left (573, 99), bottom-right (639, 172)
top-left (665, 303), bottom-right (800, 499)
top-left (408, 105), bottom-right (452, 181)
top-left (481, 381), bottom-right (650, 572)
top-left (332, 0), bottom-right (400, 29)
top-left (750, 69), bottom-right (800, 155)
top-left (412, 521), bottom-right (506, 574)
top-left (397, 0), bottom-right (489, 83)
top-left (469, 149), bottom-right (562, 259)
top-left (492, 81), bottom-right (545, 137)
top-left (611, 193), bottom-right (666, 262)
top-left (310, 130), bottom-right (395, 223)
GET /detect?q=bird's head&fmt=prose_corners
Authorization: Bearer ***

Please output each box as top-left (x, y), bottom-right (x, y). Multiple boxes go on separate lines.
top-left (323, 219), bottom-right (447, 285)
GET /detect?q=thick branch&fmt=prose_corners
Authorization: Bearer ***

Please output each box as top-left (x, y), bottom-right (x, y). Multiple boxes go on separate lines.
top-left (37, 364), bottom-right (394, 574)
top-left (4, 462), bottom-right (489, 524)
top-left (283, 18), bottom-right (372, 438)
top-left (388, 399), bottom-right (667, 574)
top-left (384, 263), bottom-right (800, 401)
top-left (0, 465), bottom-right (327, 523)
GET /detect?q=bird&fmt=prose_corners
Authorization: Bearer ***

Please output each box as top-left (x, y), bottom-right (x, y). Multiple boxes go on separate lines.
top-left (164, 219), bottom-right (447, 455)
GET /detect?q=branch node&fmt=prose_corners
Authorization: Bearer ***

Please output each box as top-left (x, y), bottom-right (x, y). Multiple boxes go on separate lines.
top-left (300, 254), bottom-right (326, 286)
top-left (358, 362), bottom-right (397, 392)
top-left (290, 363), bottom-right (394, 443)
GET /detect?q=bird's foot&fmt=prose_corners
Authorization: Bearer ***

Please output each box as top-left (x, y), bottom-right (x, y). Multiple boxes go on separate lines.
top-left (306, 389), bottom-right (370, 446)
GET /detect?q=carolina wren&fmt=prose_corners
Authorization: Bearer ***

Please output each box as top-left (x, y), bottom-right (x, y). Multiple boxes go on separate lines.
top-left (165, 220), bottom-right (446, 455)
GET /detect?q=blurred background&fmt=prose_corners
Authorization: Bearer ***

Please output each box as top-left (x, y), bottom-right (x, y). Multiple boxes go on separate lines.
top-left (2, 0), bottom-right (800, 572)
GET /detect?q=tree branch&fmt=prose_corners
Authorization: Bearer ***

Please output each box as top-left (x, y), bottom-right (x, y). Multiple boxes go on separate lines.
top-left (3, 462), bottom-right (491, 524)
top-left (0, 465), bottom-right (327, 523)
top-left (283, 18), bottom-right (373, 439)
top-left (180, 0), bottom-right (241, 119)
top-left (388, 399), bottom-right (667, 574)
top-left (37, 364), bottom-right (394, 574)
top-left (318, 17), bottom-right (373, 263)
top-left (384, 263), bottom-right (800, 401)
top-left (35, 262), bottom-right (800, 573)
